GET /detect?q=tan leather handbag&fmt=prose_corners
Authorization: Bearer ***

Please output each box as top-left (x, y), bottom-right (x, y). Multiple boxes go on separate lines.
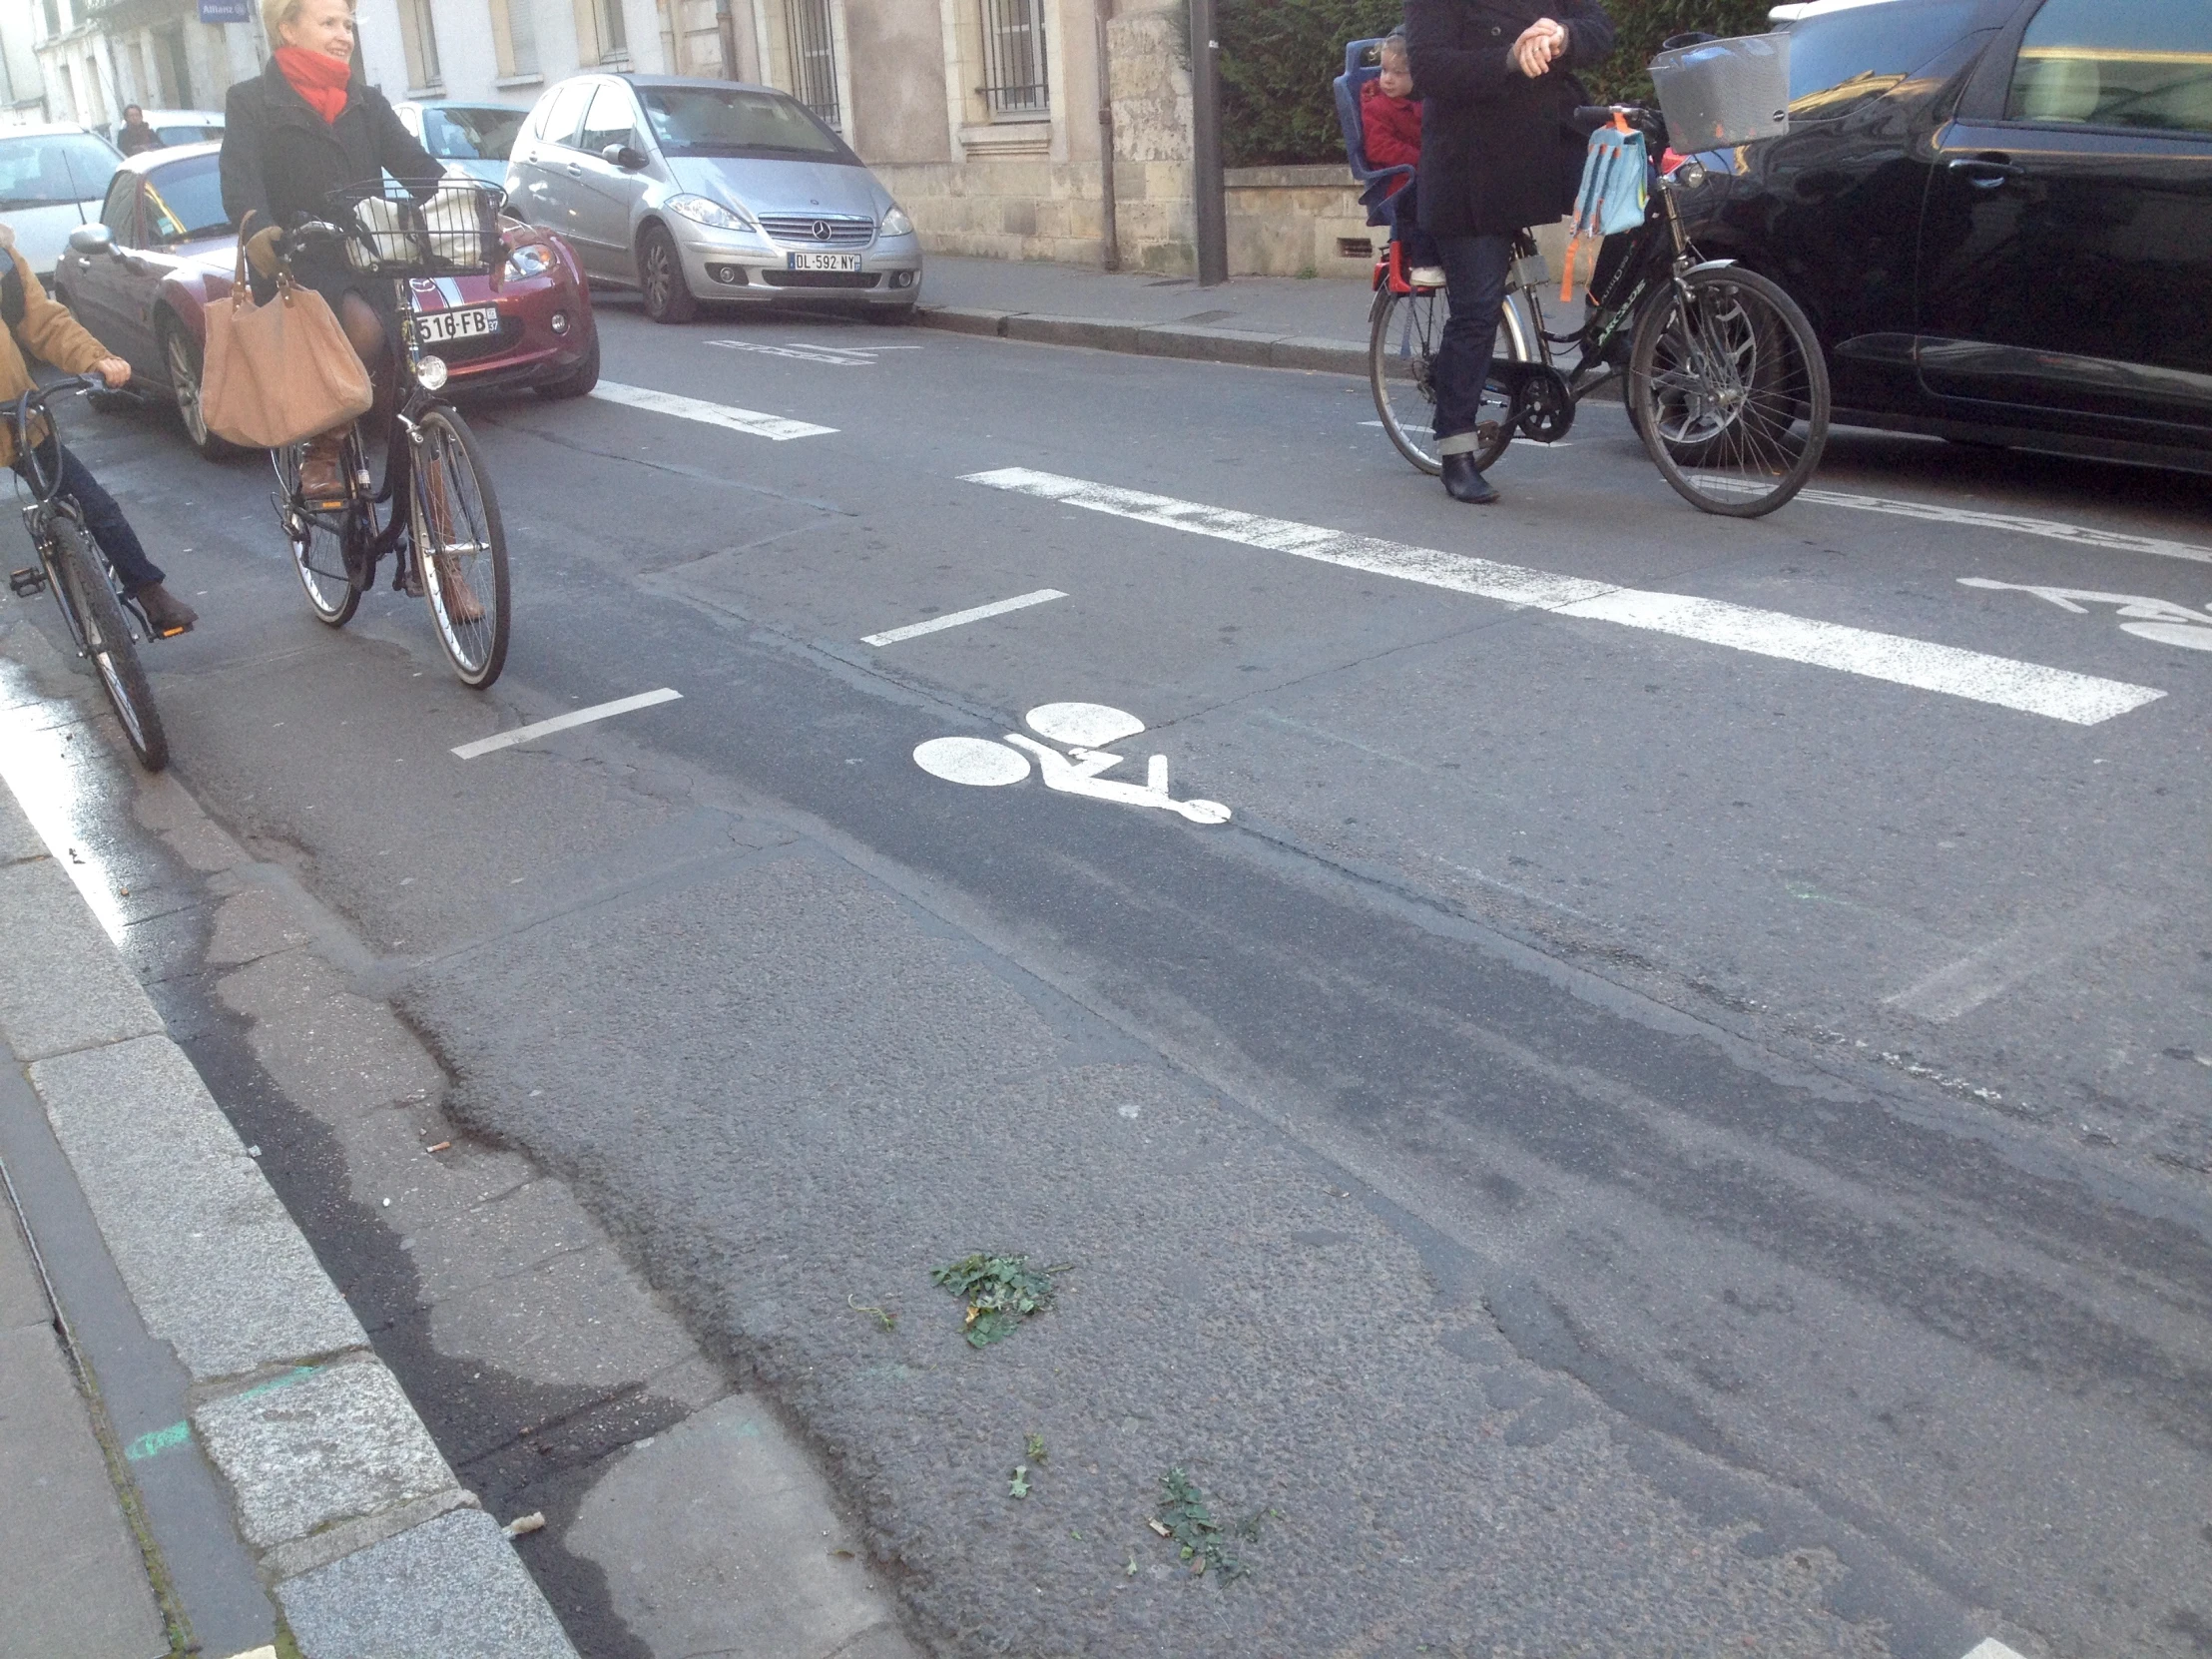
top-left (201, 221), bottom-right (374, 450)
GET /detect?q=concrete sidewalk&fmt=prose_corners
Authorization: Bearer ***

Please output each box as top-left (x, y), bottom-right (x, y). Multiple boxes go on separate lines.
top-left (914, 252), bottom-right (1376, 373)
top-left (0, 781), bottom-right (579, 1656)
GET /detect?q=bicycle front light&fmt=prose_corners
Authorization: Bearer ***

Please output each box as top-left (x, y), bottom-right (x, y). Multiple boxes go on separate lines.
top-left (416, 354), bottom-right (449, 391)
top-left (667, 195), bottom-right (757, 234)
top-left (502, 241), bottom-right (556, 281)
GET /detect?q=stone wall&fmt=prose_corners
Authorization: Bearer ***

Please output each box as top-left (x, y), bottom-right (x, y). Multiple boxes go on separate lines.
top-left (1225, 163), bottom-right (1374, 278)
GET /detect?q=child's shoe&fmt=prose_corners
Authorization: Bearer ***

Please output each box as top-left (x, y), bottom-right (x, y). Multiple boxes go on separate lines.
top-left (1408, 265), bottom-right (1446, 289)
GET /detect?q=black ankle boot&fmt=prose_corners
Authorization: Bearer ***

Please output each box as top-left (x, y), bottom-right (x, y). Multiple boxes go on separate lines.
top-left (1441, 452), bottom-right (1498, 504)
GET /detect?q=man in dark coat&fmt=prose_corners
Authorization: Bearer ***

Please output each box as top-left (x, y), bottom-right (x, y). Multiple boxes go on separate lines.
top-left (116, 106), bottom-right (164, 157)
top-left (1405, 0), bottom-right (1614, 502)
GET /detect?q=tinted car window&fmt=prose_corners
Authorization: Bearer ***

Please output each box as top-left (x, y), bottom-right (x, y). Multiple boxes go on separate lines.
top-left (140, 154), bottom-right (230, 242)
top-left (97, 173), bottom-right (136, 237)
top-left (2007, 0), bottom-right (2212, 134)
top-left (637, 87), bottom-right (851, 160)
top-left (0, 133), bottom-right (119, 208)
top-left (1785, 0), bottom-right (1985, 119)
top-left (538, 81), bottom-right (595, 149)
top-left (577, 84), bottom-right (641, 155)
top-left (423, 106), bottom-right (525, 161)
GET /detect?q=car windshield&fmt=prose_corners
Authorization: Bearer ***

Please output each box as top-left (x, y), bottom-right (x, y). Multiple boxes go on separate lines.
top-left (155, 124), bottom-right (223, 145)
top-left (0, 133), bottom-right (119, 209)
top-left (140, 153), bottom-right (231, 242)
top-left (420, 106), bottom-right (526, 162)
top-left (638, 87), bottom-right (852, 160)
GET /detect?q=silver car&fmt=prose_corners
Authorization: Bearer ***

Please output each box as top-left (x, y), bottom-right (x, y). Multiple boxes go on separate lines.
top-left (506, 74), bottom-right (921, 323)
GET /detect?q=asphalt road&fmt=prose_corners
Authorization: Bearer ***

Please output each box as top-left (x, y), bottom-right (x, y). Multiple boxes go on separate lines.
top-left (14, 295), bottom-right (2212, 1658)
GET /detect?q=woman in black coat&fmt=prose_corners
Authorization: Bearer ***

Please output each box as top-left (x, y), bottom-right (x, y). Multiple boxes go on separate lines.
top-left (1405, 0), bottom-right (1613, 503)
top-left (220, 0), bottom-right (441, 495)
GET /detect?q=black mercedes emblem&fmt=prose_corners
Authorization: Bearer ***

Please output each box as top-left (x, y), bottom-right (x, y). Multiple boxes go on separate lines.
top-left (811, 220), bottom-right (831, 241)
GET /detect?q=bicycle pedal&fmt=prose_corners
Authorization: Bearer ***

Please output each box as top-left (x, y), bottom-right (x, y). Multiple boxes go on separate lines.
top-left (8, 566), bottom-right (46, 597)
top-left (151, 622), bottom-right (191, 639)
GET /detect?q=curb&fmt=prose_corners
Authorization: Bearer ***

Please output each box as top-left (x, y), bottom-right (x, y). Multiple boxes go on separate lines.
top-left (914, 301), bottom-right (1370, 376)
top-left (0, 795), bottom-right (579, 1658)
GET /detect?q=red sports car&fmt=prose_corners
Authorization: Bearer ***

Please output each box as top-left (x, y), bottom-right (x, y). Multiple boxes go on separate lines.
top-left (50, 142), bottom-right (599, 459)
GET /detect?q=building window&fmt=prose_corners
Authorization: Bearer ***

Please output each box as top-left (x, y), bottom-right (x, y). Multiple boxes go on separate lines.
top-left (40, 0), bottom-right (59, 41)
top-left (397, 0), bottom-right (442, 88)
top-left (55, 62), bottom-right (75, 121)
top-left (784, 0), bottom-right (838, 127)
top-left (491, 0), bottom-right (540, 78)
top-left (597, 0), bottom-right (628, 62)
top-left (978, 0), bottom-right (1048, 119)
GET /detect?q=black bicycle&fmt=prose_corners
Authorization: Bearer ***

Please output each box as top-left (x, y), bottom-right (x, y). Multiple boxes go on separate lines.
top-left (5, 373), bottom-right (169, 770)
top-left (1370, 105), bottom-right (1831, 518)
top-left (270, 180), bottom-right (511, 687)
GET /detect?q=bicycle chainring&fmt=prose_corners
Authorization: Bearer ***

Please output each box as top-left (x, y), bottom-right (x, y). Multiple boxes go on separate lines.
top-left (1512, 365), bottom-right (1578, 443)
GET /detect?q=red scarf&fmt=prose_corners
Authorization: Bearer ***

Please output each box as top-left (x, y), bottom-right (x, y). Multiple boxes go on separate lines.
top-left (275, 46), bottom-right (351, 123)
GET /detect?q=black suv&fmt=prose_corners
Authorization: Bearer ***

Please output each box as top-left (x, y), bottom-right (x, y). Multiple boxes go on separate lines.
top-left (1673, 0), bottom-right (2212, 474)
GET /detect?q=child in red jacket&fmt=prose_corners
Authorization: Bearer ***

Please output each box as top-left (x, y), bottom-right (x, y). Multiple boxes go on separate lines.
top-left (1360, 33), bottom-right (1445, 288)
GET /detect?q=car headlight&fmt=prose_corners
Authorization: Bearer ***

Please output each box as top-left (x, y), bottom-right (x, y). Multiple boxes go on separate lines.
top-left (879, 205), bottom-right (914, 238)
top-left (667, 194), bottom-right (757, 234)
top-left (502, 241), bottom-right (556, 282)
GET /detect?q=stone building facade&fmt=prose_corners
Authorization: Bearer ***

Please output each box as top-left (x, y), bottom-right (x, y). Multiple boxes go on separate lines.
top-left (17, 0), bottom-right (263, 132)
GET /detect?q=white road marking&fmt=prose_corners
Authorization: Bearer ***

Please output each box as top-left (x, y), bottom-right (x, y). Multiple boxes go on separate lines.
top-left (1959, 578), bottom-right (2212, 651)
top-left (590, 381), bottom-right (836, 440)
top-left (1959, 1642), bottom-right (2028, 1659)
top-left (914, 703), bottom-right (1230, 824)
top-left (1705, 479), bottom-right (2212, 568)
top-left (709, 339), bottom-right (923, 366)
top-left (861, 588), bottom-right (1066, 647)
top-left (1885, 893), bottom-right (2157, 1022)
top-left (451, 689), bottom-right (683, 760)
top-left (914, 736), bottom-right (1030, 785)
top-left (964, 468), bottom-right (2164, 726)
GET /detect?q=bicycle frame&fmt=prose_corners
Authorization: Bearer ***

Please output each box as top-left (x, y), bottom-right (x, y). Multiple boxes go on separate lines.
top-left (5, 383), bottom-right (152, 641)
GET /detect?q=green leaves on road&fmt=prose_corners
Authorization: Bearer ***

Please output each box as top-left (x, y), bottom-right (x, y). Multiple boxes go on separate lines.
top-left (1148, 1466), bottom-right (1265, 1580)
top-left (930, 1252), bottom-right (1063, 1347)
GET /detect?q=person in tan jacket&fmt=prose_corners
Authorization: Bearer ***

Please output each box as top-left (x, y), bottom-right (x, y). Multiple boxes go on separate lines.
top-left (0, 224), bottom-right (196, 634)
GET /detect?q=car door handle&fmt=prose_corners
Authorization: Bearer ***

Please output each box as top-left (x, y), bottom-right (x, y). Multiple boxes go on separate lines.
top-left (566, 163), bottom-right (583, 176)
top-left (1947, 157), bottom-right (2021, 189)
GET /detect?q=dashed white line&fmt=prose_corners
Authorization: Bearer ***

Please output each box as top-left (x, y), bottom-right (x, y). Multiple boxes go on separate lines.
top-left (451, 689), bottom-right (683, 759)
top-left (862, 588), bottom-right (1067, 647)
top-left (962, 467), bottom-right (2164, 727)
top-left (590, 381), bottom-right (836, 440)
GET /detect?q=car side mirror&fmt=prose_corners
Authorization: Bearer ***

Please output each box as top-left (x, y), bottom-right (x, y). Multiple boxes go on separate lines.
top-left (603, 143), bottom-right (647, 171)
top-left (67, 224), bottom-right (118, 259)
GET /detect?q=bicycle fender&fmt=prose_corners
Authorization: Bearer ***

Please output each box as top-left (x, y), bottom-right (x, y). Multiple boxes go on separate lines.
top-left (1684, 258), bottom-right (1741, 276)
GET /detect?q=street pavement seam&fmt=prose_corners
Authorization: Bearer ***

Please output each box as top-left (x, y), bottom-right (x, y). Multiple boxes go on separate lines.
top-left (0, 781), bottom-right (580, 1657)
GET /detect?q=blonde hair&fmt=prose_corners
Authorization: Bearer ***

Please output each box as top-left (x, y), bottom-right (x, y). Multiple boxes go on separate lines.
top-left (262, 0), bottom-right (354, 48)
top-left (1379, 31), bottom-right (1409, 71)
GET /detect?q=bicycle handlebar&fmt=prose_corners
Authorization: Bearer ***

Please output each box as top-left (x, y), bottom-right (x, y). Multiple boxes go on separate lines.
top-left (1572, 104), bottom-right (1666, 140)
top-left (9, 375), bottom-right (109, 501)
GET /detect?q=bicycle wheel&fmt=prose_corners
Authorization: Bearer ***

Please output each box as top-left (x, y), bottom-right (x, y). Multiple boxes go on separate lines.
top-left (408, 405), bottom-right (509, 688)
top-left (1368, 283), bottom-right (1525, 476)
top-left (49, 520), bottom-right (168, 771)
top-left (272, 442), bottom-right (360, 627)
top-left (1628, 266), bottom-right (1831, 518)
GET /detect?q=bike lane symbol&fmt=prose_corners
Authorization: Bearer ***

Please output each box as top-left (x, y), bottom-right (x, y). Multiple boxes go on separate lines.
top-left (913, 703), bottom-right (1231, 826)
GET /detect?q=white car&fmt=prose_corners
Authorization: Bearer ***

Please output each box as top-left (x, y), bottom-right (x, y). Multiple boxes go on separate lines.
top-left (110, 108), bottom-right (227, 150)
top-left (0, 125), bottom-right (123, 281)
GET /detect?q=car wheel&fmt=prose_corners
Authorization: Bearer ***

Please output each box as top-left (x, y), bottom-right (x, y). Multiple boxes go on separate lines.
top-left (638, 225), bottom-right (699, 324)
top-left (162, 320), bottom-right (239, 460)
top-left (535, 332), bottom-right (601, 400)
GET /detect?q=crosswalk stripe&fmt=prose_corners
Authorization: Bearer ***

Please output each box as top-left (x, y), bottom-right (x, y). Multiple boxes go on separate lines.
top-left (590, 381), bottom-right (836, 441)
top-left (963, 467), bottom-right (2165, 727)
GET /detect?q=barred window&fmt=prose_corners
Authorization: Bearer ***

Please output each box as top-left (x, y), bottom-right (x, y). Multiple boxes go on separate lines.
top-left (979, 0), bottom-right (1049, 119)
top-left (785, 0), bottom-right (840, 128)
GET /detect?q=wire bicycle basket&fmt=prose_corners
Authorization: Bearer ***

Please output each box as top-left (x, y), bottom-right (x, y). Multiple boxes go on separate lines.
top-left (329, 179), bottom-right (506, 278)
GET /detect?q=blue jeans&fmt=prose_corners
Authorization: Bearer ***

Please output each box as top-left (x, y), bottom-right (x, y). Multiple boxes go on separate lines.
top-left (1429, 233), bottom-right (1514, 457)
top-left (15, 441), bottom-right (165, 592)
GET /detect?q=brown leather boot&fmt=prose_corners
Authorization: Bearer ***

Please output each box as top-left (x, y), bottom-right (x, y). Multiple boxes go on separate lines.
top-left (298, 433), bottom-right (345, 504)
top-left (420, 464), bottom-right (483, 624)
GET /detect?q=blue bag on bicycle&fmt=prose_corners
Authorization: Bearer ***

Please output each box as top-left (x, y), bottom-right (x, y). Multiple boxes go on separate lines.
top-left (1559, 118), bottom-right (1648, 301)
